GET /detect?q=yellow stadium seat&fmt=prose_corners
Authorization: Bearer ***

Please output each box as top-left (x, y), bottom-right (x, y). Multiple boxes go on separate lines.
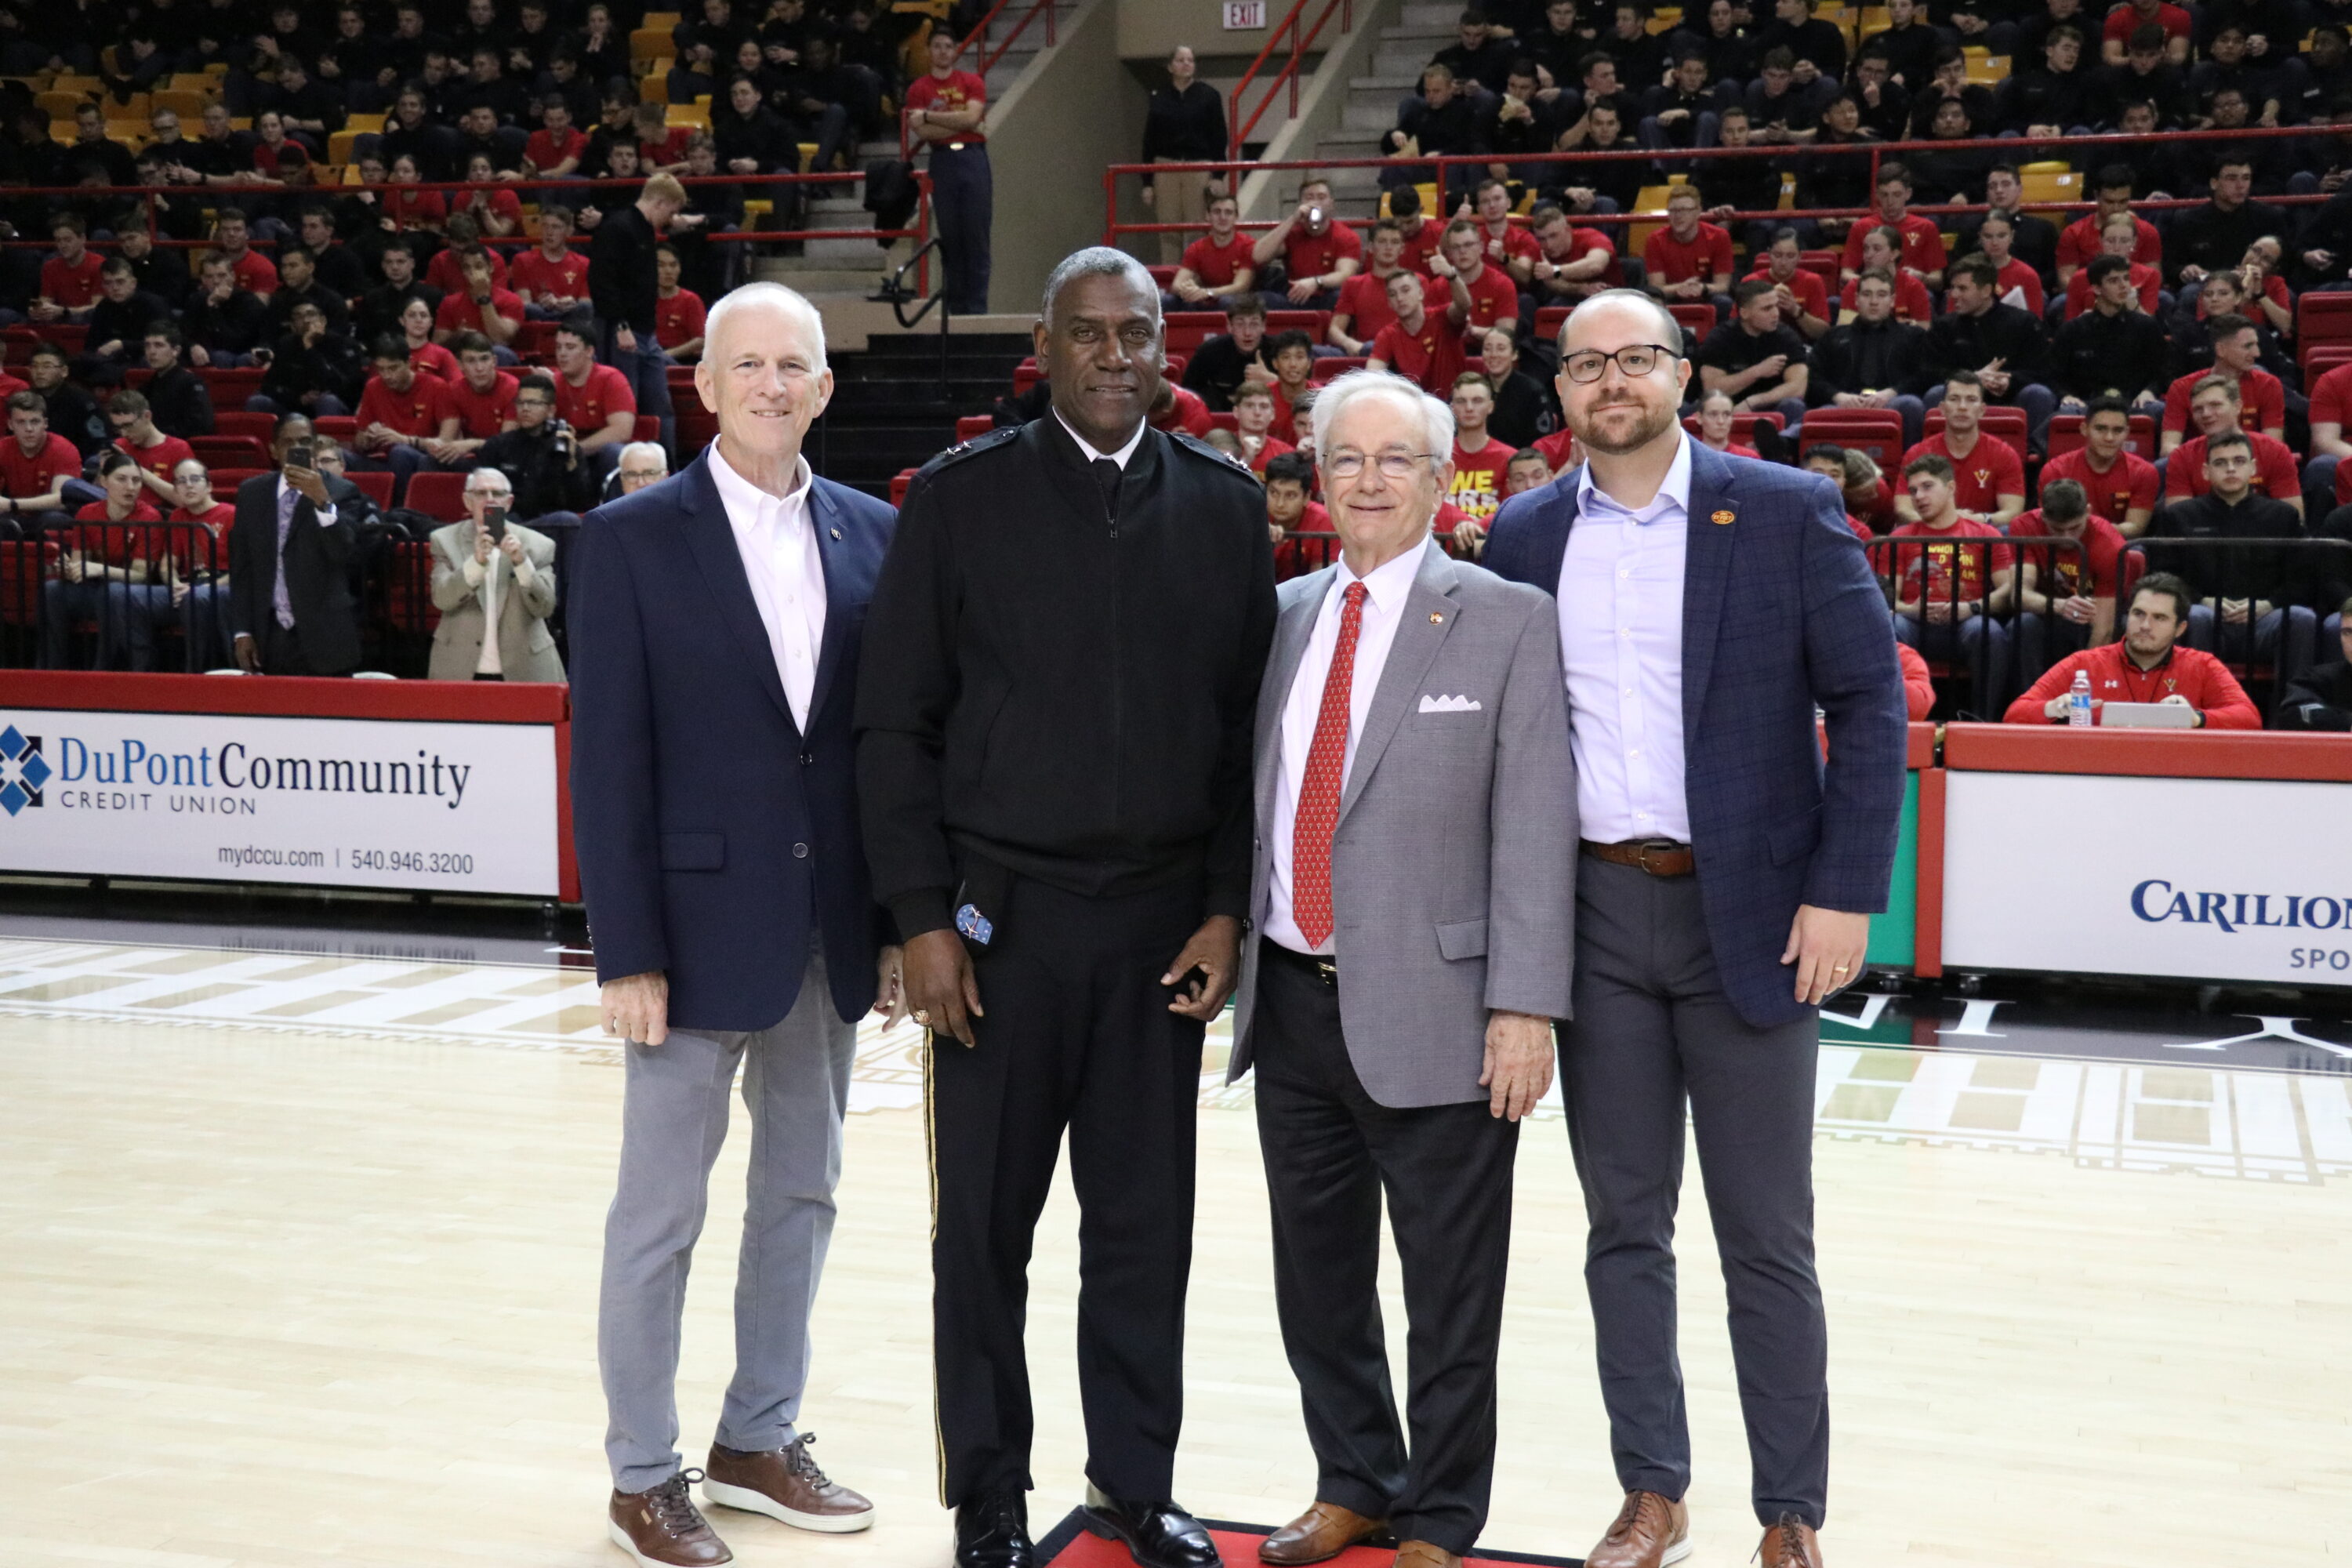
top-left (631, 26), bottom-right (672, 60)
top-left (35, 90), bottom-right (87, 120)
top-left (1963, 48), bottom-right (2009, 85)
top-left (104, 120), bottom-right (146, 145)
top-left (46, 74), bottom-right (99, 94)
top-left (644, 10), bottom-right (683, 24)
top-left (642, 68), bottom-right (673, 102)
top-left (743, 198), bottom-right (774, 223)
top-left (151, 89), bottom-right (212, 119)
top-left (1646, 7), bottom-right (1682, 33)
top-left (202, 62), bottom-right (227, 76)
top-left (1628, 187), bottom-right (1676, 256)
top-left (2020, 168), bottom-right (2081, 213)
top-left (344, 112), bottom-right (385, 133)
top-left (797, 141), bottom-right (818, 172)
top-left (328, 128), bottom-right (365, 163)
top-left (666, 103), bottom-right (709, 130)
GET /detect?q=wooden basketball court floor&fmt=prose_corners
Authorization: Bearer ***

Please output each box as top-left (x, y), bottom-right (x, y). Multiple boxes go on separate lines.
top-left (2, 929), bottom-right (2348, 1567)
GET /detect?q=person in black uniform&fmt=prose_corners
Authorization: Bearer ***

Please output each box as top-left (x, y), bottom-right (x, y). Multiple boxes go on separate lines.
top-left (856, 249), bottom-right (1276, 1568)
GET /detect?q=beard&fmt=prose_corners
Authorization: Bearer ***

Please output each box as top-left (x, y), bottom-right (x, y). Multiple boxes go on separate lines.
top-left (1569, 393), bottom-right (1682, 456)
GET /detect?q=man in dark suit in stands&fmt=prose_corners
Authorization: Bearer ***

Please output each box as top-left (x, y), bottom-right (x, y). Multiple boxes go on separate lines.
top-left (227, 413), bottom-right (364, 677)
top-left (570, 281), bottom-right (895, 1568)
top-left (1483, 290), bottom-right (1907, 1568)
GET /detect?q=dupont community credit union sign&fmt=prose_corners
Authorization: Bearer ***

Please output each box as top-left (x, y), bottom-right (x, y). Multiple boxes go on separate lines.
top-left (0, 709), bottom-right (561, 897)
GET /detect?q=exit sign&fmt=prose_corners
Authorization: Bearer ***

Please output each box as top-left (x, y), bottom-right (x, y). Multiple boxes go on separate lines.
top-left (1223, 1), bottom-right (1266, 27)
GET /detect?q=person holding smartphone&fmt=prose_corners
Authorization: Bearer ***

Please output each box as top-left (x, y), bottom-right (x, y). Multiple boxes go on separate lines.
top-left (426, 466), bottom-right (566, 682)
top-left (227, 413), bottom-right (365, 676)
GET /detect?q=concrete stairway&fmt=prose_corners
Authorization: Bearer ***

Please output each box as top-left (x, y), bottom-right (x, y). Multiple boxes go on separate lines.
top-left (1310, 0), bottom-right (1457, 209)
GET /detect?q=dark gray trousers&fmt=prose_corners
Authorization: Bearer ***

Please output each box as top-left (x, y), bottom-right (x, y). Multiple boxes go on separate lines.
top-left (1560, 857), bottom-right (1828, 1530)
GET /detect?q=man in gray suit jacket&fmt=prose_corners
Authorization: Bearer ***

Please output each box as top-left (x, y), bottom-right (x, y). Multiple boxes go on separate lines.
top-left (426, 467), bottom-right (566, 683)
top-left (1228, 369), bottom-right (1577, 1568)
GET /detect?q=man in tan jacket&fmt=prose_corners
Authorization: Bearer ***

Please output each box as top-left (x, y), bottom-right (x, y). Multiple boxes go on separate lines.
top-left (427, 466), bottom-right (566, 682)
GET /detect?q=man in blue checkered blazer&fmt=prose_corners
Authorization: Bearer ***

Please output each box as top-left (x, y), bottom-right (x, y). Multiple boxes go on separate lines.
top-left (1481, 291), bottom-right (1907, 1568)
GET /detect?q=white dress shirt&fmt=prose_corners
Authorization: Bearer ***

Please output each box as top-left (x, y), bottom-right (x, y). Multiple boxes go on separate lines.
top-left (710, 441), bottom-right (825, 731)
top-left (1265, 539), bottom-right (1428, 954)
top-left (1561, 430), bottom-right (1693, 844)
top-left (460, 543), bottom-right (539, 677)
top-left (1054, 409), bottom-right (1146, 470)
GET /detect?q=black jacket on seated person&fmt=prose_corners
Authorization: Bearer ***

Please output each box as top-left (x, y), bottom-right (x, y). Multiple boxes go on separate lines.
top-left (144, 365), bottom-right (216, 440)
top-left (83, 289), bottom-right (173, 358)
top-left (713, 105), bottom-right (797, 173)
top-left (181, 288), bottom-right (273, 360)
top-left (1809, 316), bottom-right (1932, 404)
top-left (258, 330), bottom-right (367, 415)
top-left (1926, 302), bottom-right (2048, 395)
top-left (2277, 661), bottom-right (2352, 729)
top-left (2050, 305), bottom-right (2170, 404)
top-left (1392, 92), bottom-right (1484, 159)
top-left (2144, 490), bottom-right (2306, 608)
top-left (477, 423), bottom-right (598, 521)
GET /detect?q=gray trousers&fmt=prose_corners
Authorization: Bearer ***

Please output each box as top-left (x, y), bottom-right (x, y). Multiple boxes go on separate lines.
top-left (1560, 857), bottom-right (1829, 1530)
top-left (598, 947), bottom-right (857, 1494)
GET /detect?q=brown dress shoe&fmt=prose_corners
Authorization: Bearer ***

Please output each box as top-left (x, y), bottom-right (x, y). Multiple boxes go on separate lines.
top-left (1392, 1542), bottom-right (1461, 1568)
top-left (1584, 1490), bottom-right (1691, 1568)
top-left (609, 1469), bottom-right (732, 1567)
top-left (1757, 1513), bottom-right (1824, 1568)
top-left (1258, 1502), bottom-right (1392, 1565)
top-left (702, 1436), bottom-right (876, 1533)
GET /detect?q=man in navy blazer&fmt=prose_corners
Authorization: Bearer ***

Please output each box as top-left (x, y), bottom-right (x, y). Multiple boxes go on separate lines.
top-left (1483, 291), bottom-right (1906, 1568)
top-left (569, 283), bottom-right (898, 1568)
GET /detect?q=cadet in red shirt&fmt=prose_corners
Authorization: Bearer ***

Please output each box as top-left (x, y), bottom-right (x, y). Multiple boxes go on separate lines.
top-left (549, 317), bottom-right (639, 480)
top-left (2163, 376), bottom-right (2302, 514)
top-left (2054, 173), bottom-right (2161, 287)
top-left (2042, 397), bottom-right (2158, 535)
top-left (1835, 226), bottom-right (1936, 322)
top-left (1327, 220), bottom-right (1422, 354)
top-left (510, 207), bottom-right (591, 317)
top-left (434, 249), bottom-right (526, 351)
top-left (1888, 452), bottom-right (2014, 695)
top-left (653, 244), bottom-right (707, 361)
top-left (354, 337), bottom-right (461, 498)
top-left (1432, 219), bottom-right (1519, 336)
top-left (107, 390), bottom-right (198, 511)
top-left (426, 223), bottom-right (511, 295)
top-left (426, 333), bottom-right (521, 466)
top-left (2060, 213), bottom-right (2163, 318)
top-left (1146, 380), bottom-right (1213, 437)
top-left (1897, 372), bottom-right (2025, 527)
top-left (33, 214), bottom-right (105, 323)
top-left (0, 391), bottom-right (89, 522)
top-left (1264, 451), bottom-right (1329, 579)
top-left (2007, 574), bottom-right (2258, 727)
top-left (905, 26), bottom-right (993, 314)
top-left (1469, 178), bottom-right (1541, 281)
top-left (2157, 315), bottom-right (2284, 452)
top-left (1250, 173), bottom-right (1363, 307)
top-left (2002, 477), bottom-right (2128, 671)
top-left (1839, 164), bottom-right (1948, 286)
top-left (2306, 358), bottom-right (2352, 506)
top-left (397, 296), bottom-right (464, 382)
top-left (2100, 0), bottom-right (2192, 64)
top-left (1365, 272), bottom-right (1466, 394)
top-left (1746, 230), bottom-right (1831, 339)
top-left (42, 451), bottom-right (162, 670)
top-left (1446, 371), bottom-right (1516, 521)
top-left (1388, 187), bottom-right (1446, 274)
top-left (1171, 191), bottom-right (1258, 307)
top-left (212, 209), bottom-right (280, 298)
top-left (524, 96), bottom-right (590, 178)
top-left (1526, 205), bottom-right (1620, 310)
top-left (1232, 383), bottom-right (1295, 474)
top-left (1642, 187), bottom-right (1733, 308)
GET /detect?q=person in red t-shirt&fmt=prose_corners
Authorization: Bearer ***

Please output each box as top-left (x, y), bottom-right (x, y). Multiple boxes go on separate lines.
top-left (1526, 204), bottom-right (1619, 313)
top-left (2158, 314), bottom-right (2283, 453)
top-left (1839, 164), bottom-right (1948, 287)
top-left (2006, 574), bottom-right (2258, 727)
top-left (107, 390), bottom-right (198, 512)
top-left (1835, 229), bottom-right (1936, 323)
top-left (433, 249), bottom-right (525, 355)
top-left (510, 205), bottom-right (593, 319)
top-left (1446, 372), bottom-right (1517, 521)
top-left (1328, 221), bottom-right (1421, 354)
top-left (1366, 272), bottom-right (1467, 394)
top-left (1232, 383), bottom-right (1296, 474)
top-left (2060, 212), bottom-right (2163, 319)
top-left (1642, 187), bottom-right (1733, 311)
top-left (1388, 186), bottom-right (1446, 275)
top-left (654, 244), bottom-right (708, 362)
top-left (1469, 177), bottom-right (1541, 284)
top-left (2306, 358), bottom-right (2352, 508)
top-left (1264, 451), bottom-right (1329, 579)
top-left (426, 217), bottom-right (513, 295)
top-left (453, 152), bottom-right (528, 241)
top-left (1455, 445), bottom-right (1557, 559)
top-left (1431, 220), bottom-right (1519, 338)
top-left (31, 214), bottom-right (105, 325)
top-left (426, 333), bottom-right (521, 466)
top-left (905, 27), bottom-right (993, 314)
top-left (1147, 379), bottom-right (1214, 437)
top-left (1264, 331), bottom-right (1318, 443)
top-left (1747, 230), bottom-right (1832, 340)
top-left (1799, 448), bottom-right (1879, 540)
top-left (2100, 0), bottom-right (2191, 66)
top-left (2054, 170), bottom-right (2161, 288)
top-left (0, 391), bottom-right (92, 523)
top-left (212, 209), bottom-right (280, 298)
top-left (386, 153), bottom-right (449, 231)
top-left (1250, 173), bottom-right (1363, 308)
top-left (355, 338), bottom-right (462, 499)
top-left (2164, 376), bottom-right (2303, 516)
top-left (1693, 389), bottom-right (1763, 459)
top-left (399, 296), bottom-right (464, 383)
top-left (166, 457), bottom-right (241, 669)
top-left (550, 318), bottom-right (640, 481)
top-left (1887, 451), bottom-right (2013, 697)
top-left (525, 95), bottom-right (590, 180)
top-left (1171, 191), bottom-right (1258, 308)
top-left (42, 451), bottom-right (163, 670)
top-left (2001, 477), bottom-right (2128, 684)
top-left (1973, 212), bottom-right (2046, 318)
top-left (2042, 397), bottom-right (2159, 535)
top-left (1896, 372), bottom-right (2025, 527)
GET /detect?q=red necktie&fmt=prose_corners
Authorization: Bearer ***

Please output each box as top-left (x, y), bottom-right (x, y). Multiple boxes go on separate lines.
top-left (1292, 581), bottom-right (1367, 950)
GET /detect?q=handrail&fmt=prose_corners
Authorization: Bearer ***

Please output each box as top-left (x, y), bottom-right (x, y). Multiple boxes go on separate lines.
top-left (901, 0), bottom-right (1051, 162)
top-left (1227, 0), bottom-right (1356, 162)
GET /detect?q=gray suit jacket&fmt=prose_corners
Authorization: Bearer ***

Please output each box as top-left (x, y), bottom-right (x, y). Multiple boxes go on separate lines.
top-left (426, 520), bottom-right (566, 684)
top-left (1228, 538), bottom-right (1578, 1109)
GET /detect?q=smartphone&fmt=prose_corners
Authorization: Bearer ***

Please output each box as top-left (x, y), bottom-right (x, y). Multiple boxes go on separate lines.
top-left (285, 441), bottom-right (313, 470)
top-left (1307, 206), bottom-right (1323, 223)
top-left (485, 504), bottom-right (507, 542)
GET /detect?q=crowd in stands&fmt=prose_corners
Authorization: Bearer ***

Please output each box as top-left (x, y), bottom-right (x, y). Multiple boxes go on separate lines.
top-left (1095, 0), bottom-right (2352, 730)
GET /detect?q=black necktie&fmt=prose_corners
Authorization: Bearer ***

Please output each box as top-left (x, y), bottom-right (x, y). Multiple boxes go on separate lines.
top-left (1092, 457), bottom-right (1122, 522)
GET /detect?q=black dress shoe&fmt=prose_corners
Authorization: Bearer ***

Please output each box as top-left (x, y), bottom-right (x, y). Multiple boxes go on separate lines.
top-left (1080, 1490), bottom-right (1220, 1568)
top-left (955, 1490), bottom-right (1035, 1568)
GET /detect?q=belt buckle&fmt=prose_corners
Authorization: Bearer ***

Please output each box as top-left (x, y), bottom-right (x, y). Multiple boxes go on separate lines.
top-left (1635, 840), bottom-right (1679, 876)
top-left (1313, 955), bottom-right (1338, 985)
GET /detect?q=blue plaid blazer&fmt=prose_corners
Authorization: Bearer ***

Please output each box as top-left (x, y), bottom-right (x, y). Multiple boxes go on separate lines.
top-left (1483, 441), bottom-right (1909, 1029)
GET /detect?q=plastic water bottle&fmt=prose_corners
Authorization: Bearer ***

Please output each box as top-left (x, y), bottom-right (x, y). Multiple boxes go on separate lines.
top-left (2068, 669), bottom-right (2094, 728)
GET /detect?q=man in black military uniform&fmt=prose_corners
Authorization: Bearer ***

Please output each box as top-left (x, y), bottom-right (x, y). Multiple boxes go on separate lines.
top-left (856, 249), bottom-right (1275, 1568)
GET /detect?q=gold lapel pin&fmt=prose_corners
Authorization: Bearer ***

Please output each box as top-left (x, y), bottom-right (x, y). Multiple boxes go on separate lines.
top-left (1711, 509), bottom-right (1735, 525)
top-left (1429, 612), bottom-right (1445, 624)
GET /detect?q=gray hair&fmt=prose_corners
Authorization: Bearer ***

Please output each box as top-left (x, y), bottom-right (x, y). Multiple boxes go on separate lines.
top-left (703, 281), bottom-right (828, 374)
top-left (464, 465), bottom-right (513, 495)
top-left (1040, 245), bottom-right (1160, 321)
top-left (1313, 368), bottom-right (1454, 463)
top-left (617, 441), bottom-right (668, 474)
top-left (1555, 288), bottom-right (1685, 360)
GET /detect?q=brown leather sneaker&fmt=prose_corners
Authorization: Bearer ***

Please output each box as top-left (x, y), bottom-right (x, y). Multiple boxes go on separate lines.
top-left (702, 1435), bottom-right (876, 1533)
top-left (609, 1469), bottom-right (732, 1567)
top-left (1392, 1543), bottom-right (1461, 1568)
top-left (1258, 1502), bottom-right (1392, 1565)
top-left (1585, 1490), bottom-right (1692, 1568)
top-left (1756, 1513), bottom-right (1824, 1568)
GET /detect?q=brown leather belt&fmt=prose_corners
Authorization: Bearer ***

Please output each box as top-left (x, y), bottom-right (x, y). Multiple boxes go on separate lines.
top-left (1581, 839), bottom-right (1696, 877)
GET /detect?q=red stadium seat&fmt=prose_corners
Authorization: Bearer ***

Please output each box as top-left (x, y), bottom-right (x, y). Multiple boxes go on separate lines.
top-left (1163, 311), bottom-right (1225, 355)
top-left (1682, 412), bottom-right (1784, 437)
top-left (1265, 310), bottom-right (1330, 339)
top-left (1147, 265), bottom-right (1177, 287)
top-left (1012, 357), bottom-right (1042, 399)
top-left (1798, 249), bottom-right (1839, 285)
top-left (191, 434), bottom-right (269, 467)
top-left (890, 467), bottom-right (917, 507)
top-left (2045, 412), bottom-right (2156, 459)
top-left (1669, 304), bottom-right (1715, 337)
top-left (345, 470), bottom-right (394, 509)
top-left (195, 366), bottom-right (262, 394)
top-left (387, 539), bottom-right (442, 637)
top-left (206, 468), bottom-right (267, 492)
top-left (1309, 356), bottom-right (1367, 383)
top-left (955, 415), bottom-right (993, 442)
top-left (632, 415), bottom-right (660, 444)
top-left (1798, 409), bottom-right (1904, 466)
top-left (0, 539), bottom-right (60, 627)
top-left (1923, 405), bottom-right (2028, 465)
top-left (2299, 291), bottom-right (2352, 347)
top-left (313, 416), bottom-right (358, 446)
top-left (1164, 351), bottom-right (1187, 381)
top-left (402, 471), bottom-right (471, 521)
top-left (213, 411), bottom-right (274, 443)
top-left (1208, 411), bottom-right (1240, 433)
top-left (2303, 340), bottom-right (2352, 380)
top-left (677, 405), bottom-right (719, 452)
top-left (1534, 306), bottom-right (1571, 341)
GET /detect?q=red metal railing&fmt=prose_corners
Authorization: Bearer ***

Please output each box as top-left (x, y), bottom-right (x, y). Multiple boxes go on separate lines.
top-left (899, 0), bottom-right (1053, 162)
top-left (1227, 0), bottom-right (1357, 165)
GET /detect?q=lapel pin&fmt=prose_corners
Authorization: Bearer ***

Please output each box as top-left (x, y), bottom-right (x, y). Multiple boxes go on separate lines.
top-left (1429, 612), bottom-right (1445, 624)
top-left (829, 527), bottom-right (841, 539)
top-left (1711, 509), bottom-right (1735, 525)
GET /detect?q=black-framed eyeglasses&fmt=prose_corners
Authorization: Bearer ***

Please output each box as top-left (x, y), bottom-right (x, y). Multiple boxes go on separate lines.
top-left (1561, 343), bottom-right (1678, 383)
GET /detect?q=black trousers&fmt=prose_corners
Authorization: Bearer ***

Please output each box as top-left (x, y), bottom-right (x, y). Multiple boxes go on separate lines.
top-left (928, 872), bottom-right (1206, 1506)
top-left (259, 620), bottom-right (344, 677)
top-left (1251, 946), bottom-right (1518, 1556)
top-left (1561, 856), bottom-right (1828, 1530)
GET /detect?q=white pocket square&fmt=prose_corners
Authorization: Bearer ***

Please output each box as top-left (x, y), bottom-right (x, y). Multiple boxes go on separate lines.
top-left (1417, 694), bottom-right (1483, 713)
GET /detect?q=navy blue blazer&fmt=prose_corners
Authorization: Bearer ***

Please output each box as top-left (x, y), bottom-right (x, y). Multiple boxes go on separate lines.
top-left (1483, 441), bottom-right (1908, 1029)
top-left (568, 448), bottom-right (896, 1031)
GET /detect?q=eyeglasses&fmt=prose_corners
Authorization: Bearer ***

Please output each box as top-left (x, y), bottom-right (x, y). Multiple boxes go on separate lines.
top-left (1325, 450), bottom-right (1439, 481)
top-left (1561, 343), bottom-right (1676, 383)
